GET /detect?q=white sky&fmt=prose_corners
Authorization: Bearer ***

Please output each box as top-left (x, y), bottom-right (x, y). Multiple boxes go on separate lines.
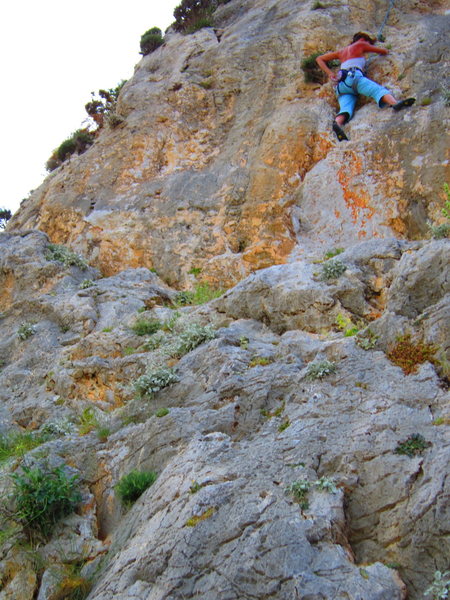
top-left (0, 0), bottom-right (179, 215)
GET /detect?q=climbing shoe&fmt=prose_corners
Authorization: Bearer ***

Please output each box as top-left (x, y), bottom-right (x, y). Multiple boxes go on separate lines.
top-left (393, 98), bottom-right (416, 111)
top-left (333, 121), bottom-right (349, 142)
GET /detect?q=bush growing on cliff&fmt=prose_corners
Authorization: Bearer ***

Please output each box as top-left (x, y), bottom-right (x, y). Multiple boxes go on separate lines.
top-left (45, 243), bottom-right (88, 270)
top-left (46, 129), bottom-right (96, 172)
top-left (306, 360), bottom-right (337, 380)
top-left (131, 318), bottom-right (162, 336)
top-left (140, 27), bottom-right (164, 55)
top-left (174, 323), bottom-right (216, 356)
top-left (320, 259), bottom-right (347, 281)
top-left (85, 81), bottom-right (127, 130)
top-left (429, 183), bottom-right (450, 239)
top-left (115, 469), bottom-right (157, 506)
top-left (0, 208), bottom-right (12, 230)
top-left (301, 52), bottom-right (339, 84)
top-left (425, 570), bottom-right (450, 599)
top-left (173, 0), bottom-right (231, 33)
top-left (10, 464), bottom-right (81, 538)
top-left (134, 366), bottom-right (178, 398)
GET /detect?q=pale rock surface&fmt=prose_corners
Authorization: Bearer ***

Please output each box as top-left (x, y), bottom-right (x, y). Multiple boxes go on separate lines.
top-left (0, 231), bottom-right (448, 599)
top-left (7, 0), bottom-right (450, 287)
top-left (0, 0), bottom-right (449, 599)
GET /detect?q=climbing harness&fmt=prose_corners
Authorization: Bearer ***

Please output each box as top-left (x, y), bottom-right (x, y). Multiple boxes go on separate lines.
top-left (377, 0), bottom-right (396, 41)
top-left (337, 67), bottom-right (364, 93)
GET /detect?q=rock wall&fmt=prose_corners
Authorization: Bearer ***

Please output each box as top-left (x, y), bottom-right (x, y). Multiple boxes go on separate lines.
top-left (7, 0), bottom-right (449, 287)
top-left (1, 1), bottom-right (449, 599)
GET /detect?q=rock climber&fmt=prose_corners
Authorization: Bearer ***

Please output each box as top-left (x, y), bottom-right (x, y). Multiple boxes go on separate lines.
top-left (315, 32), bottom-right (415, 141)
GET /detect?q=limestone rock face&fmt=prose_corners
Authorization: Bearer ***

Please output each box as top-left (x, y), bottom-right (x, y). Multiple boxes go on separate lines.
top-left (7, 0), bottom-right (449, 287)
top-left (0, 232), bottom-right (448, 600)
top-left (1, 1), bottom-right (449, 599)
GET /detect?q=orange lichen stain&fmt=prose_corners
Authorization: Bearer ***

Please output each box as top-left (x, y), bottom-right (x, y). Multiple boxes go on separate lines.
top-left (337, 152), bottom-right (375, 227)
top-left (387, 217), bottom-right (407, 235)
top-left (334, 209), bottom-right (341, 219)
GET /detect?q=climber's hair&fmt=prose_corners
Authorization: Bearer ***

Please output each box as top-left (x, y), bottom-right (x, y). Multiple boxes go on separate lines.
top-left (352, 31), bottom-right (376, 44)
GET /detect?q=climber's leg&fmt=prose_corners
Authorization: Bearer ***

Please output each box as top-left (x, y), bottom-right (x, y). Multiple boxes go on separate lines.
top-left (333, 91), bottom-right (356, 141)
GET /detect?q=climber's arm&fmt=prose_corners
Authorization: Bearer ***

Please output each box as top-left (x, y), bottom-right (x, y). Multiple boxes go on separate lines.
top-left (315, 51), bottom-right (340, 81)
top-left (362, 42), bottom-right (388, 55)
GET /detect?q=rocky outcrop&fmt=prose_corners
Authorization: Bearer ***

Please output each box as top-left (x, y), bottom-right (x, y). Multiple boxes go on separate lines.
top-left (0, 232), bottom-right (448, 599)
top-left (7, 0), bottom-right (450, 287)
top-left (1, 0), bottom-right (449, 598)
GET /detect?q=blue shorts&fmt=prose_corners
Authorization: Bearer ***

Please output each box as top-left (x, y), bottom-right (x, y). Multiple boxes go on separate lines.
top-left (336, 70), bottom-right (391, 122)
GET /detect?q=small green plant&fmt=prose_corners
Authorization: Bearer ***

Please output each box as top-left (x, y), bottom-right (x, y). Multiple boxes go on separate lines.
top-left (335, 313), bottom-right (359, 336)
top-left (96, 427), bottom-right (111, 442)
top-left (430, 223), bottom-right (450, 239)
top-left (387, 334), bottom-right (437, 374)
top-left (188, 267), bottom-right (202, 276)
top-left (323, 247), bottom-right (344, 260)
top-left (287, 480), bottom-right (311, 509)
top-left (102, 327), bottom-right (113, 333)
top-left (278, 418), bottom-right (291, 432)
top-left (261, 401), bottom-right (285, 419)
top-left (17, 322), bottom-right (36, 340)
top-left (131, 318), bottom-right (162, 336)
top-left (174, 323), bottom-right (216, 356)
top-left (123, 346), bottom-right (137, 356)
top-left (385, 562), bottom-right (402, 570)
top-left (239, 336), bottom-right (249, 349)
top-left (321, 259), bottom-right (346, 280)
top-left (315, 476), bottom-right (338, 493)
top-left (443, 87), bottom-right (450, 107)
top-left (79, 279), bottom-right (94, 289)
top-left (10, 464), bottom-right (81, 537)
top-left (45, 243), bottom-right (88, 270)
top-left (424, 570), bottom-right (450, 599)
top-left (115, 470), bottom-right (157, 506)
top-left (78, 407), bottom-right (98, 435)
top-left (249, 356), bottom-right (272, 368)
top-left (162, 311), bottom-right (181, 332)
top-left (134, 366), bottom-right (178, 399)
top-left (39, 418), bottom-right (75, 437)
top-left (174, 283), bottom-right (223, 306)
top-left (54, 563), bottom-right (92, 600)
top-left (0, 431), bottom-right (46, 464)
top-left (140, 27), bottom-right (164, 56)
top-left (189, 481), bottom-right (202, 494)
top-left (421, 97), bottom-right (432, 106)
top-left (395, 433), bottom-right (431, 457)
top-left (306, 360), bottom-right (337, 380)
top-left (312, 0), bottom-right (326, 8)
top-left (430, 183), bottom-right (450, 239)
top-left (432, 417), bottom-right (449, 426)
top-left (199, 78), bottom-right (213, 89)
top-left (356, 329), bottom-right (379, 350)
top-left (155, 407), bottom-right (170, 418)
top-left (142, 331), bottom-right (165, 351)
